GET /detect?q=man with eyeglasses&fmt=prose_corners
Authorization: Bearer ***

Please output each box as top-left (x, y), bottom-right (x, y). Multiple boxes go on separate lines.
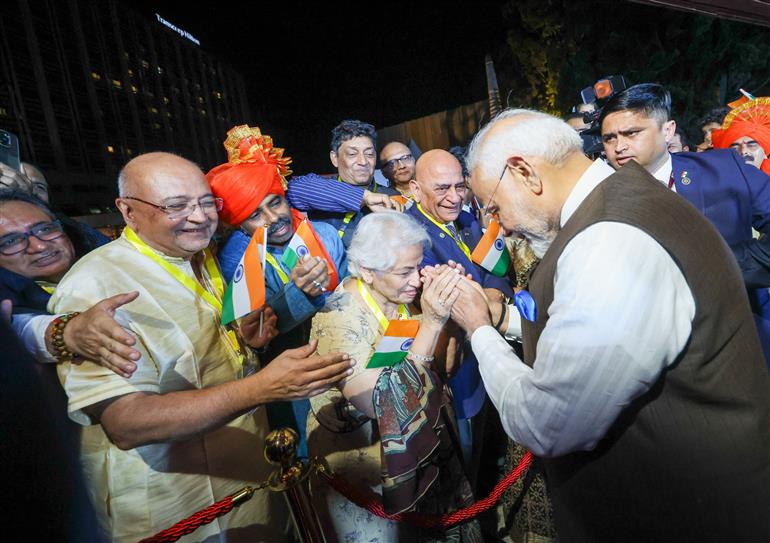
top-left (48, 152), bottom-right (354, 542)
top-left (450, 108), bottom-right (770, 541)
top-left (286, 119), bottom-right (403, 247)
top-left (407, 149), bottom-right (514, 470)
top-left (379, 141), bottom-right (416, 198)
top-left (0, 189), bottom-right (141, 377)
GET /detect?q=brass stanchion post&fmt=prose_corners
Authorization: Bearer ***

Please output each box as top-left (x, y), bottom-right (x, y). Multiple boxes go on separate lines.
top-left (264, 428), bottom-right (326, 543)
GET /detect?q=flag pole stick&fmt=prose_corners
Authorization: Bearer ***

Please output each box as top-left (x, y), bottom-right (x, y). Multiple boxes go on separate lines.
top-left (259, 226), bottom-right (267, 337)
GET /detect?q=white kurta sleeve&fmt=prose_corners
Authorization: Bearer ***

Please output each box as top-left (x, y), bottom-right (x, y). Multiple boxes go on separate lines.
top-left (472, 222), bottom-right (695, 457)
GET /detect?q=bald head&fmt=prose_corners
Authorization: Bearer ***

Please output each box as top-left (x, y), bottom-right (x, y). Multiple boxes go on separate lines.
top-left (411, 149), bottom-right (467, 223)
top-left (116, 152), bottom-right (218, 259)
top-left (380, 141), bottom-right (415, 186)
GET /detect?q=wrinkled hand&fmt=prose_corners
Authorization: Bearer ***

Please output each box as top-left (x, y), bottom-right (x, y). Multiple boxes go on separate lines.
top-left (449, 278), bottom-right (492, 334)
top-left (363, 190), bottom-right (404, 213)
top-left (61, 291), bottom-right (141, 378)
top-left (1, 299), bottom-right (11, 325)
top-left (420, 260), bottom-right (470, 283)
top-left (258, 339), bottom-right (354, 401)
top-left (291, 255), bottom-right (329, 297)
top-left (420, 267), bottom-right (463, 325)
top-left (0, 162), bottom-right (31, 192)
top-left (239, 305), bottom-right (278, 349)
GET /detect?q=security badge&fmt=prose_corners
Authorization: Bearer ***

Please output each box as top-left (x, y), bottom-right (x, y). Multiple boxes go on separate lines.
top-left (680, 170), bottom-right (691, 185)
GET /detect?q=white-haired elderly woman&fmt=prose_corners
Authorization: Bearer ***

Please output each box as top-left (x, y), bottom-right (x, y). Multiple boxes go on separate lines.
top-left (306, 212), bottom-right (482, 543)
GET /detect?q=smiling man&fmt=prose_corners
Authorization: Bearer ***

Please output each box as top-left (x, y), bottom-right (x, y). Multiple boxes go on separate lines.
top-left (406, 149), bottom-right (513, 465)
top-left (379, 140), bottom-right (416, 197)
top-left (209, 128), bottom-right (348, 458)
top-left (48, 152), bottom-right (354, 542)
top-left (600, 83), bottom-right (770, 369)
top-left (286, 120), bottom-right (402, 247)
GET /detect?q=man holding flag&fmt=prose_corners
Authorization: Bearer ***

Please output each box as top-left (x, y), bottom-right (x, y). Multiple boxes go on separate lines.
top-left (208, 125), bottom-right (348, 455)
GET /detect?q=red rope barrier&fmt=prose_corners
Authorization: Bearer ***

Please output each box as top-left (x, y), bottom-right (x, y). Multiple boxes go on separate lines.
top-left (138, 496), bottom-right (236, 543)
top-left (323, 451), bottom-right (534, 530)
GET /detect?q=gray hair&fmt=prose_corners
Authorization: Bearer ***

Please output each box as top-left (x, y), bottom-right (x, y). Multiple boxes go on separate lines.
top-left (117, 169), bottom-right (128, 197)
top-left (347, 211), bottom-right (431, 277)
top-left (466, 108), bottom-right (583, 180)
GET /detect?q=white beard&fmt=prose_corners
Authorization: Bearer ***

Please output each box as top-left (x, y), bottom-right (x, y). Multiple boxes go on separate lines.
top-left (527, 235), bottom-right (553, 258)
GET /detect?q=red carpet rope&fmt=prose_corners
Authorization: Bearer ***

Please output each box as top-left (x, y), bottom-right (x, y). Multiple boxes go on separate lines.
top-left (320, 451), bottom-right (534, 529)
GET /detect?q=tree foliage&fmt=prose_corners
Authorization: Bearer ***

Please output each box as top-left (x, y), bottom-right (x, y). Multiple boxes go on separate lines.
top-left (496, 0), bottom-right (770, 140)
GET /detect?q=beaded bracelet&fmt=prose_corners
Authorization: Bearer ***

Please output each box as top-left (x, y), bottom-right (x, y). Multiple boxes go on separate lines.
top-left (49, 312), bottom-right (82, 362)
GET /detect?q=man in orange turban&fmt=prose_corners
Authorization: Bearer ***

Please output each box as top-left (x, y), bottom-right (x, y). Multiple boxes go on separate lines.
top-left (207, 126), bottom-right (348, 458)
top-left (711, 97), bottom-right (770, 175)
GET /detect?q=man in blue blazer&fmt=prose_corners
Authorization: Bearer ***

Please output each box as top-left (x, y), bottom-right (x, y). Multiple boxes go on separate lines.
top-left (407, 149), bottom-right (514, 462)
top-left (601, 83), bottom-right (770, 368)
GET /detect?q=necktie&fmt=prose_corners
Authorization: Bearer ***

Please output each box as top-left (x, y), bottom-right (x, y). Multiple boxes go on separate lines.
top-left (446, 223), bottom-right (462, 244)
top-left (668, 171), bottom-right (675, 190)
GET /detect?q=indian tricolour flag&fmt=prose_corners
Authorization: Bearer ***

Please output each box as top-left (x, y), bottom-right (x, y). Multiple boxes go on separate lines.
top-left (367, 320), bottom-right (420, 369)
top-left (471, 219), bottom-right (510, 277)
top-left (221, 227), bottom-right (266, 325)
top-left (281, 219), bottom-right (339, 290)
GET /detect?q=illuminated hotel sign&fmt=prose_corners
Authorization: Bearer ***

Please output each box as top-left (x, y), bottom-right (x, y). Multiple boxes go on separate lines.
top-left (155, 14), bottom-right (201, 46)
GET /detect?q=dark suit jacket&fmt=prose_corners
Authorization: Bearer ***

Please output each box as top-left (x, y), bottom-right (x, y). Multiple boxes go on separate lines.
top-left (672, 149), bottom-right (770, 367)
top-left (407, 204), bottom-right (512, 419)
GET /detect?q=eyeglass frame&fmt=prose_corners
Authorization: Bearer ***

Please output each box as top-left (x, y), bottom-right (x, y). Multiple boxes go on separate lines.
top-left (474, 163), bottom-right (508, 218)
top-left (381, 153), bottom-right (415, 172)
top-left (122, 195), bottom-right (224, 220)
top-left (0, 219), bottom-right (65, 256)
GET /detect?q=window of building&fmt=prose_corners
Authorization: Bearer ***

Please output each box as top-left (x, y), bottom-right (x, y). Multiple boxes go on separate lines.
top-left (131, 85), bottom-right (139, 94)
top-left (91, 72), bottom-right (101, 81)
top-left (107, 145), bottom-right (114, 153)
top-left (112, 79), bottom-right (122, 89)
top-left (163, 96), bottom-right (170, 104)
top-left (127, 69), bottom-right (134, 77)
top-left (214, 91), bottom-right (222, 99)
top-left (150, 107), bottom-right (159, 114)
top-left (157, 66), bottom-right (164, 75)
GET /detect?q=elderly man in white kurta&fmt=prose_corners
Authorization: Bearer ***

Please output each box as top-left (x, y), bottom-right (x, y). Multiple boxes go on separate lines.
top-left (50, 152), bottom-right (354, 542)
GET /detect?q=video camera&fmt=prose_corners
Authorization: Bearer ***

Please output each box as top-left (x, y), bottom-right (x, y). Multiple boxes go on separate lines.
top-left (575, 75), bottom-right (627, 156)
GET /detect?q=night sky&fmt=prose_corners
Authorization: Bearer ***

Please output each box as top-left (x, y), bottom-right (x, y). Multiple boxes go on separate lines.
top-left (132, 1), bottom-right (508, 171)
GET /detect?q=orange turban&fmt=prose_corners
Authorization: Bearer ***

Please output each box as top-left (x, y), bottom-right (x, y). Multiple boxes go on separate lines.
top-left (206, 125), bottom-right (294, 227)
top-left (711, 97), bottom-right (770, 173)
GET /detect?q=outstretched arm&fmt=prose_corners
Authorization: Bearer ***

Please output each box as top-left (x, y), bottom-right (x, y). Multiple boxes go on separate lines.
top-left (88, 340), bottom-right (353, 450)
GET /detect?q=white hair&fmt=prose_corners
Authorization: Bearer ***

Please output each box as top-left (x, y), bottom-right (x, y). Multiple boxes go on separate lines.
top-left (117, 169), bottom-right (128, 197)
top-left (347, 211), bottom-right (431, 277)
top-left (466, 108), bottom-right (583, 180)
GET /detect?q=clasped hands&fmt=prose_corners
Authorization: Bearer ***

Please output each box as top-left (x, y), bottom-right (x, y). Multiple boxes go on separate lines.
top-left (420, 261), bottom-right (494, 334)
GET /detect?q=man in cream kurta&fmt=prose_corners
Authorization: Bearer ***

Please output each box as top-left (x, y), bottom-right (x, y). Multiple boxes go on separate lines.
top-left (51, 233), bottom-right (287, 542)
top-left (49, 152), bottom-right (354, 542)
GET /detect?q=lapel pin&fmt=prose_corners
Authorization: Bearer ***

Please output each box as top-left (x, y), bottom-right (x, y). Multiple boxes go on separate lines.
top-left (681, 170), bottom-right (691, 185)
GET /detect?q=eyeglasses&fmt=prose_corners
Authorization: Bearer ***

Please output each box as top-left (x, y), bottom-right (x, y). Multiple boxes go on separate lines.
top-left (0, 220), bottom-right (65, 256)
top-left (475, 163), bottom-right (508, 217)
top-left (382, 153), bottom-right (414, 172)
top-left (123, 196), bottom-right (224, 220)
top-left (731, 140), bottom-right (762, 152)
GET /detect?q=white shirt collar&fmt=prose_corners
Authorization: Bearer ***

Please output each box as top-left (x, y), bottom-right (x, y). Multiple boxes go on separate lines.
top-left (651, 153), bottom-right (673, 186)
top-left (560, 159), bottom-right (616, 227)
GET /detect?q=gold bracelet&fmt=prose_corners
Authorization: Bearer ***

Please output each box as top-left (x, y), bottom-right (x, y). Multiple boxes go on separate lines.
top-left (50, 312), bottom-right (82, 362)
top-left (407, 351), bottom-right (434, 363)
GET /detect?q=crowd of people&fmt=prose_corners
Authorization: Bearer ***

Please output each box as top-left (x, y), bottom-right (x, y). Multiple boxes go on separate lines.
top-left (2, 82), bottom-right (770, 543)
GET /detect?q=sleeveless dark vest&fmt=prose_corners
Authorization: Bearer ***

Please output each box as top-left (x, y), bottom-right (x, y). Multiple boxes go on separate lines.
top-left (522, 162), bottom-right (770, 542)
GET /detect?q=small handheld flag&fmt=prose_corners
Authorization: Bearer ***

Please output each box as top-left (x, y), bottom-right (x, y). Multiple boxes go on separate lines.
top-left (471, 219), bottom-right (510, 277)
top-left (281, 220), bottom-right (339, 290)
top-left (367, 319), bottom-right (420, 369)
top-left (221, 227), bottom-right (266, 325)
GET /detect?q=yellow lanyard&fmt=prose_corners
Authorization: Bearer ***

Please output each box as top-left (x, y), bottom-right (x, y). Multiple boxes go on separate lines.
top-left (124, 227), bottom-right (224, 314)
top-left (356, 279), bottom-right (409, 331)
top-left (416, 203), bottom-right (471, 260)
top-left (36, 281), bottom-right (56, 295)
top-left (265, 251), bottom-right (289, 285)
